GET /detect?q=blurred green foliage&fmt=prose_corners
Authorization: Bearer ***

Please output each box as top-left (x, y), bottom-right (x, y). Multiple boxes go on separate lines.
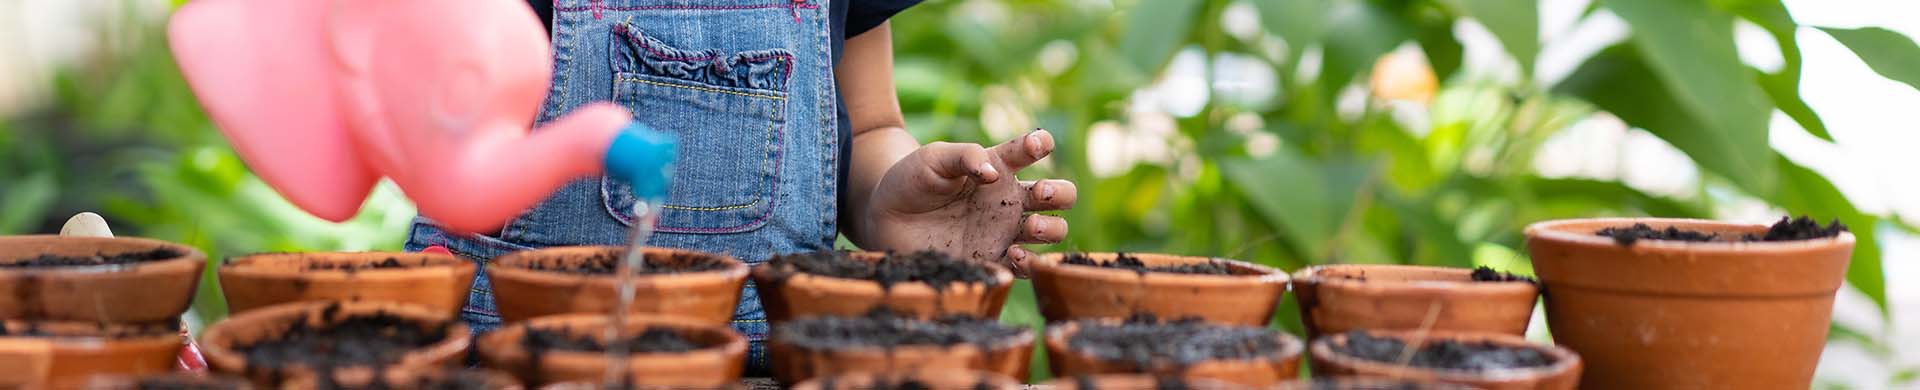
top-left (3, 0), bottom-right (1918, 383)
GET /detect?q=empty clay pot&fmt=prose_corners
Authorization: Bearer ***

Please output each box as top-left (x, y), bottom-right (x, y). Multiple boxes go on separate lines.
top-left (1290, 264), bottom-right (1538, 340)
top-left (220, 252), bottom-right (477, 315)
top-left (199, 301), bottom-right (470, 387)
top-left (751, 251), bottom-right (1014, 323)
top-left (791, 370), bottom-right (1022, 390)
top-left (1044, 320), bottom-right (1303, 386)
top-left (1039, 374), bottom-right (1249, 389)
top-left (0, 320), bottom-right (183, 388)
top-left (477, 313), bottom-right (745, 387)
top-left (0, 235), bottom-right (206, 323)
top-left (768, 318), bottom-right (1034, 385)
top-left (1309, 329), bottom-right (1581, 389)
top-left (1525, 218), bottom-right (1853, 389)
top-left (487, 246), bottom-right (748, 325)
top-left (1030, 253), bottom-right (1287, 326)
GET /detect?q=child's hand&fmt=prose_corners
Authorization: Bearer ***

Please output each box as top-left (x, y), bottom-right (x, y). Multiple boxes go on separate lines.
top-left (863, 129), bottom-right (1076, 277)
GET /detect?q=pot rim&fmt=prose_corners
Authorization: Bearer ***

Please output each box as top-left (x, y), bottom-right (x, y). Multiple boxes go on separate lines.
top-left (220, 251), bottom-right (475, 282)
top-left (749, 251), bottom-right (1015, 299)
top-left (488, 246), bottom-right (750, 290)
top-left (792, 370), bottom-right (1023, 390)
top-left (1037, 374), bottom-right (1251, 390)
top-left (1032, 252), bottom-right (1289, 287)
top-left (770, 317), bottom-right (1037, 354)
top-left (0, 235), bottom-right (206, 276)
top-left (199, 300), bottom-right (470, 375)
top-left (1524, 217), bottom-right (1856, 254)
top-left (1290, 264), bottom-right (1536, 295)
top-left (476, 312), bottom-right (748, 368)
top-left (1309, 329), bottom-right (1580, 382)
top-left (1044, 319), bottom-right (1305, 369)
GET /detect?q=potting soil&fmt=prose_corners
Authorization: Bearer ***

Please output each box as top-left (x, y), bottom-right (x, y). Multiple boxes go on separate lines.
top-left (1745, 216), bottom-right (1847, 241)
top-left (0, 247), bottom-right (183, 268)
top-left (234, 307), bottom-right (451, 370)
top-left (765, 250), bottom-right (1000, 291)
top-left (130, 377), bottom-right (245, 390)
top-left (303, 257), bottom-right (414, 271)
top-left (1595, 223), bottom-right (1719, 245)
top-left (1468, 266), bottom-right (1534, 283)
top-left (1066, 314), bottom-right (1284, 369)
top-left (404, 371), bottom-right (505, 390)
top-left (519, 251), bottom-right (726, 275)
top-left (775, 308), bottom-right (1025, 351)
top-left (1060, 253), bottom-right (1234, 275)
top-left (1335, 330), bottom-right (1551, 371)
top-left (521, 326), bottom-right (703, 353)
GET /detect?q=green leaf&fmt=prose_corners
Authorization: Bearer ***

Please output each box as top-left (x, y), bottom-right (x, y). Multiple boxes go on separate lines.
top-left (1255, 0), bottom-right (1331, 57)
top-left (1554, 44), bottom-right (1773, 194)
top-left (1819, 27), bottom-right (1920, 93)
top-left (1446, 0), bottom-right (1539, 74)
top-left (1730, 0), bottom-right (1834, 141)
top-left (1321, 2), bottom-right (1413, 93)
top-left (0, 172), bottom-right (57, 234)
top-left (1222, 153), bottom-right (1332, 259)
top-left (1772, 157), bottom-right (1887, 315)
top-left (1600, 0), bottom-right (1776, 192)
top-left (1117, 0), bottom-right (1204, 74)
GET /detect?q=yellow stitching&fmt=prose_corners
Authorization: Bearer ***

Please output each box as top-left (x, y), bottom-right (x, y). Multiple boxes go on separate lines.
top-left (619, 76), bottom-right (786, 100)
top-left (662, 199), bottom-right (760, 211)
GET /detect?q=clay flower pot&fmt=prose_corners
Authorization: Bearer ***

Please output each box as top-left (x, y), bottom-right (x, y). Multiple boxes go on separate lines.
top-left (79, 374), bottom-right (253, 390)
top-left (1039, 374), bottom-right (1249, 389)
top-left (1290, 264), bottom-right (1538, 340)
top-left (0, 235), bottom-right (206, 323)
top-left (487, 246), bottom-right (748, 325)
top-left (282, 367), bottom-right (523, 389)
top-left (1270, 377), bottom-right (1479, 390)
top-left (1525, 218), bottom-right (1853, 389)
top-left (219, 252), bottom-right (477, 315)
top-left (1044, 319), bottom-right (1304, 386)
top-left (199, 301), bottom-right (470, 386)
top-left (1030, 253), bottom-right (1287, 326)
top-left (751, 251), bottom-right (1014, 323)
top-left (791, 370), bottom-right (1023, 390)
top-left (768, 311), bottom-right (1034, 385)
top-left (1308, 329), bottom-right (1581, 389)
top-left (0, 320), bottom-right (184, 388)
top-left (477, 313), bottom-right (745, 387)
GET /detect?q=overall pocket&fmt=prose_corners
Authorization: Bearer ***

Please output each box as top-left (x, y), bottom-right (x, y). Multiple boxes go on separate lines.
top-left (604, 23), bottom-right (793, 233)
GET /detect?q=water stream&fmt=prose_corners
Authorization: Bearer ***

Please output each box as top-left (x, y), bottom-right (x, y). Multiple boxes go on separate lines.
top-left (603, 201), bottom-right (659, 386)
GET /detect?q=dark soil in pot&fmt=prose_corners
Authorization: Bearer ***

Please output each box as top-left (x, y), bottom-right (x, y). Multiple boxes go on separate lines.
top-left (777, 309), bottom-right (1026, 351)
top-left (521, 326), bottom-right (703, 354)
top-left (764, 250), bottom-right (1000, 291)
top-left (517, 251), bottom-right (727, 275)
top-left (1060, 253), bottom-right (1233, 275)
top-left (233, 307), bottom-right (452, 372)
top-left (1468, 266), bottom-right (1534, 283)
top-left (1065, 314), bottom-right (1286, 369)
top-left (0, 248), bottom-right (185, 268)
top-left (299, 257), bottom-right (417, 272)
top-left (1332, 330), bottom-right (1552, 371)
top-left (1595, 215), bottom-right (1846, 245)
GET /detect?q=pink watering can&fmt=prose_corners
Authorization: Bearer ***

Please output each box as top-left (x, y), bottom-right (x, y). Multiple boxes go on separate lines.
top-left (167, 0), bottom-right (674, 234)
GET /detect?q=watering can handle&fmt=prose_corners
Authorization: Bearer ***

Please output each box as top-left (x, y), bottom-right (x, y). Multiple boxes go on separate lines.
top-left (603, 123), bottom-right (677, 203)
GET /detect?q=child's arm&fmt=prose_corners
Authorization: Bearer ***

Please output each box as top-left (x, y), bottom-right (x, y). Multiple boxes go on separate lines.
top-left (838, 22), bottom-right (1077, 276)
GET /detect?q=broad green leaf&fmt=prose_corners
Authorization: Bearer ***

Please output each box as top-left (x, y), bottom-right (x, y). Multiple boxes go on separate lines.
top-left (1819, 27), bottom-right (1920, 93)
top-left (1446, 0), bottom-right (1539, 74)
top-left (1415, 12), bottom-right (1464, 79)
top-left (1321, 2), bottom-right (1413, 93)
top-left (1117, 0), bottom-right (1204, 74)
top-left (0, 172), bottom-right (57, 234)
top-left (1554, 44), bottom-right (1773, 194)
top-left (1222, 153), bottom-right (1332, 259)
top-left (1255, 0), bottom-right (1331, 56)
top-left (1601, 0), bottom-right (1776, 192)
top-left (1772, 157), bottom-right (1887, 315)
top-left (1729, 0), bottom-right (1834, 141)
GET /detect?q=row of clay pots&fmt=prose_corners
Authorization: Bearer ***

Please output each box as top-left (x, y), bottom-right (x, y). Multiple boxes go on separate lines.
top-left (0, 236), bottom-right (208, 387)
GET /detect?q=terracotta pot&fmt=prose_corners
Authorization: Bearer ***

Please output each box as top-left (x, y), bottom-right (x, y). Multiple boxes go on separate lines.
top-left (0, 320), bottom-right (183, 388)
top-left (80, 374), bottom-right (254, 390)
top-left (282, 367), bottom-right (523, 389)
top-left (1044, 320), bottom-right (1303, 386)
top-left (488, 246), bottom-right (748, 325)
top-left (220, 252), bottom-right (477, 315)
top-left (1269, 377), bottom-right (1480, 390)
top-left (1290, 264), bottom-right (1538, 340)
top-left (791, 370), bottom-right (1022, 390)
top-left (0, 235), bottom-right (206, 323)
top-left (1525, 218), bottom-right (1853, 389)
top-left (768, 321), bottom-right (1034, 385)
top-left (751, 251), bottom-right (1014, 323)
top-left (1038, 374), bottom-right (1249, 389)
top-left (199, 301), bottom-right (470, 387)
top-left (1308, 329), bottom-right (1581, 389)
top-left (1030, 253), bottom-right (1287, 326)
top-left (477, 313), bottom-right (745, 387)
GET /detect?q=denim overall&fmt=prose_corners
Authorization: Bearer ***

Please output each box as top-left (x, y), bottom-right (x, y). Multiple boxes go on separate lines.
top-left (402, 0), bottom-right (839, 373)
